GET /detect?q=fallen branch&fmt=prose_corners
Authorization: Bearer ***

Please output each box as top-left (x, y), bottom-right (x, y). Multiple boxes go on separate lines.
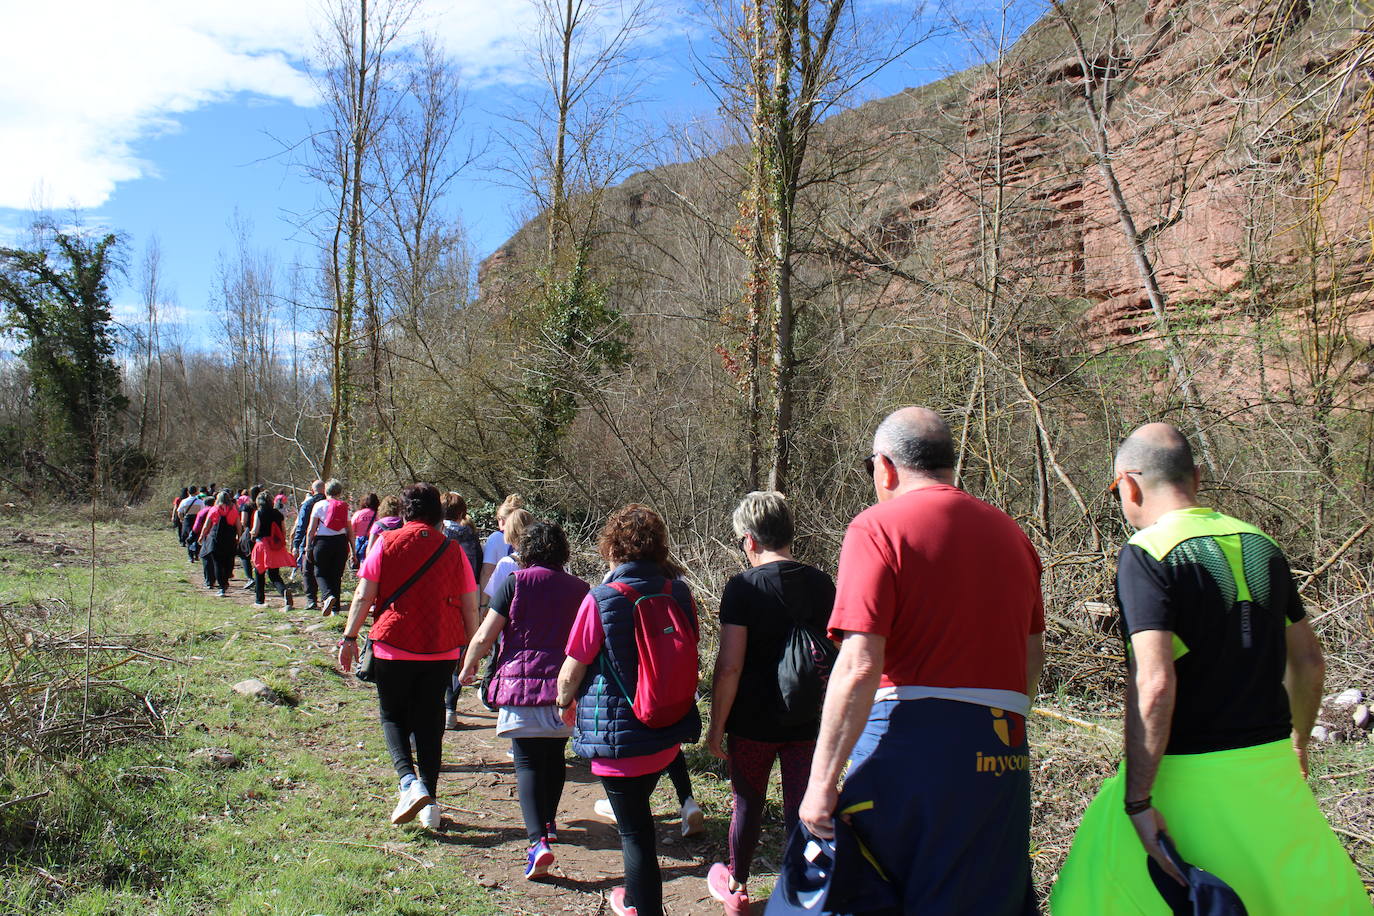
top-left (0, 788), bottom-right (51, 812)
top-left (1299, 522), bottom-right (1374, 594)
top-left (315, 838), bottom-right (430, 865)
top-left (1330, 825), bottom-right (1374, 846)
top-left (1318, 765), bottom-right (1374, 781)
top-left (1032, 706), bottom-right (1120, 739)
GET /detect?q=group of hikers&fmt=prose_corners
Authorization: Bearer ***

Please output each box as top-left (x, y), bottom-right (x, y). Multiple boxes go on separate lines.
top-left (167, 408), bottom-right (1371, 915)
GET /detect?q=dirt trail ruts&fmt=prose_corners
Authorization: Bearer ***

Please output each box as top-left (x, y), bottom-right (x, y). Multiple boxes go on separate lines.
top-left (182, 562), bottom-right (759, 916)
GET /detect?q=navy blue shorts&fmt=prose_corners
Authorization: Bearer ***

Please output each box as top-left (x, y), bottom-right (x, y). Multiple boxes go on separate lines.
top-left (768, 698), bottom-right (1038, 916)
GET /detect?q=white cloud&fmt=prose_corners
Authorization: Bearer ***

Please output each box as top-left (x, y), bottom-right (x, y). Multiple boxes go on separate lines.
top-left (0, 0), bottom-right (686, 212)
top-left (112, 300), bottom-right (200, 328)
top-left (0, 1), bottom-right (319, 210)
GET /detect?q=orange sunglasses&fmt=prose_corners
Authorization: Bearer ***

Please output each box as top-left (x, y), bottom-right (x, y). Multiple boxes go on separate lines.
top-left (1108, 469), bottom-right (1142, 495)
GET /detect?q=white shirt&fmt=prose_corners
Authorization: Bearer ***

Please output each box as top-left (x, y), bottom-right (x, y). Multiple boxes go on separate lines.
top-left (311, 499), bottom-right (348, 536)
top-left (484, 553), bottom-right (519, 598)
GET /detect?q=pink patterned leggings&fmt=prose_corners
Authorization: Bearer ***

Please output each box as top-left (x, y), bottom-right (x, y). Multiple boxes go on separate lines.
top-left (726, 734), bottom-right (816, 886)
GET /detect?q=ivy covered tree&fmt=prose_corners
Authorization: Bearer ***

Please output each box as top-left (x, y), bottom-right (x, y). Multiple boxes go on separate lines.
top-left (524, 246), bottom-right (631, 482)
top-left (0, 225), bottom-right (129, 491)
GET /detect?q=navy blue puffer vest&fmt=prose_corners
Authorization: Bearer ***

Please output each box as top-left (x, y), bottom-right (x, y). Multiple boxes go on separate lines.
top-left (572, 561), bottom-right (702, 760)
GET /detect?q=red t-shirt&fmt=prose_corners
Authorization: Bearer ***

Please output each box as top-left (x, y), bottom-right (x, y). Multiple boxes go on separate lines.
top-left (828, 484), bottom-right (1044, 692)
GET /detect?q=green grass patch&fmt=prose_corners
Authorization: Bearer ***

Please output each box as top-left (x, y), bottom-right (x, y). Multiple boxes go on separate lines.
top-left (0, 514), bottom-right (498, 914)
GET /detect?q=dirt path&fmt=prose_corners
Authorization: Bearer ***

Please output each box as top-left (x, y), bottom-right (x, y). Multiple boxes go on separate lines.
top-left (185, 563), bottom-right (755, 916)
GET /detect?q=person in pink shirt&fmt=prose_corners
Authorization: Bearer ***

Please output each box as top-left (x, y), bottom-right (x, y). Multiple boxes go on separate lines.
top-left (555, 505), bottom-right (701, 916)
top-left (352, 493), bottom-right (379, 566)
top-left (191, 499), bottom-right (220, 589)
top-left (337, 483), bottom-right (479, 831)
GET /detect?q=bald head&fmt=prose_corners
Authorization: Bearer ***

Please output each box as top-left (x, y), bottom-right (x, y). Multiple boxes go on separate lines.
top-left (311, 479), bottom-right (324, 494)
top-left (875, 407), bottom-right (955, 475)
top-left (1116, 423), bottom-right (1195, 490)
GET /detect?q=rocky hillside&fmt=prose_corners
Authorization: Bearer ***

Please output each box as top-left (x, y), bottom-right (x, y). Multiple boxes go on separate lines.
top-left (483, 0), bottom-right (1373, 354)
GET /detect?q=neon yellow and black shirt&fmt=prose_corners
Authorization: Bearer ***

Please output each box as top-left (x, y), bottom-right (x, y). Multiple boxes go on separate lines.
top-left (1115, 507), bottom-right (1305, 755)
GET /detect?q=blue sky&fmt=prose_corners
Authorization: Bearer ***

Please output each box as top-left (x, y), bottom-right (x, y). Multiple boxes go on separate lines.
top-left (0, 0), bottom-right (1040, 343)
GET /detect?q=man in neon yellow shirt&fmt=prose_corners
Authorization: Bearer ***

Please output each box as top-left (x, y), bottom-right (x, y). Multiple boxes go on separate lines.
top-left (1051, 423), bottom-right (1368, 914)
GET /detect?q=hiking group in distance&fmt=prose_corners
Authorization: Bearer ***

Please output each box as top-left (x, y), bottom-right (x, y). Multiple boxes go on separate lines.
top-left (167, 408), bottom-right (1370, 915)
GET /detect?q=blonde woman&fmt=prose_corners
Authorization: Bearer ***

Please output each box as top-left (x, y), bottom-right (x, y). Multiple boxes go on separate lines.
top-left (484, 509), bottom-right (532, 602)
top-left (479, 493), bottom-right (524, 596)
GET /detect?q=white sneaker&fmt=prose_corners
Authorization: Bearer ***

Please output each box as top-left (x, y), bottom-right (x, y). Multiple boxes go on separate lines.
top-left (594, 797), bottom-right (617, 823)
top-left (445, 710), bottom-right (459, 730)
top-left (680, 797), bottom-right (704, 837)
top-left (390, 780), bottom-right (433, 825)
top-left (418, 803), bottom-right (440, 830)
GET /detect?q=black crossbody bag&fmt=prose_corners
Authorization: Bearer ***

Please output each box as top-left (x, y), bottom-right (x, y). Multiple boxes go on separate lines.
top-left (354, 537), bottom-right (452, 683)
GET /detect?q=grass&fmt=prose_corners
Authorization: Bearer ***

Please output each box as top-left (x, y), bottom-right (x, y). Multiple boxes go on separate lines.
top-left (0, 512), bottom-right (496, 915)
top-left (1, 508), bottom-right (1370, 911)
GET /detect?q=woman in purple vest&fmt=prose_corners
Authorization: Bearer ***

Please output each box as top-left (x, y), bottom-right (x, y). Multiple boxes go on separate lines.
top-left (458, 520), bottom-right (589, 880)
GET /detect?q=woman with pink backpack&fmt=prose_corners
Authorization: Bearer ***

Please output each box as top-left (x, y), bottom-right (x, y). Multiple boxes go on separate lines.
top-left (305, 479), bottom-right (355, 616)
top-left (555, 505), bottom-right (702, 916)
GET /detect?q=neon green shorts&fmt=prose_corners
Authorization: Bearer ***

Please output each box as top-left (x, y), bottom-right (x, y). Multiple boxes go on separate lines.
top-left (1049, 739), bottom-right (1370, 915)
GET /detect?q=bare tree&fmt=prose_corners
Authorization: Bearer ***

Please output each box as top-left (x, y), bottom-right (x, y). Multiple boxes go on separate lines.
top-left (704, 0), bottom-right (932, 492)
top-left (308, 0), bottom-right (417, 478)
top-left (1048, 0), bottom-right (1218, 469)
top-left (134, 237), bottom-right (163, 460)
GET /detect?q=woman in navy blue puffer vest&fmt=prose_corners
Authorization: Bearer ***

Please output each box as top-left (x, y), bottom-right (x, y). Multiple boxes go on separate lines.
top-left (556, 505), bottom-right (701, 916)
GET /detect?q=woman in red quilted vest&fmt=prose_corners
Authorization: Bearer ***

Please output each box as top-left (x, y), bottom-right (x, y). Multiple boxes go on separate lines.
top-left (337, 483), bottom-right (480, 830)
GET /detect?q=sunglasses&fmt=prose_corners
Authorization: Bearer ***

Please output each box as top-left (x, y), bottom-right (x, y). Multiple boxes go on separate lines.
top-left (862, 453), bottom-right (884, 478)
top-left (1108, 469), bottom-right (1142, 496)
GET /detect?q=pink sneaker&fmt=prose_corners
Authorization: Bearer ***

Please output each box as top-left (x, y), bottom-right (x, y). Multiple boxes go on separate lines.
top-left (707, 862), bottom-right (749, 915)
top-left (609, 886), bottom-right (639, 916)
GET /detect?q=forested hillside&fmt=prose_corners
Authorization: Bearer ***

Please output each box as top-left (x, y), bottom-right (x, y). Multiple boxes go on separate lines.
top-left (3, 0), bottom-right (1372, 614)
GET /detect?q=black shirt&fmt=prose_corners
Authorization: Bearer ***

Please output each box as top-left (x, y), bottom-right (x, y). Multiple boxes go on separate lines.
top-left (1116, 508), bottom-right (1304, 755)
top-left (253, 506), bottom-right (284, 541)
top-left (719, 559), bottom-right (836, 742)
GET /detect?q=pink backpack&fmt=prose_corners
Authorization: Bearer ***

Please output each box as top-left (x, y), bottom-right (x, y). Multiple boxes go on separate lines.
top-left (605, 579), bottom-right (699, 728)
top-left (322, 498), bottom-right (349, 530)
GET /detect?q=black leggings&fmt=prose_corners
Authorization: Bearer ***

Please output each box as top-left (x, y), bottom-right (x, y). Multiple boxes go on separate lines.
top-left (666, 749), bottom-right (693, 805)
top-left (374, 657), bottom-right (454, 796)
top-left (511, 736), bottom-right (567, 844)
top-left (312, 534), bottom-right (348, 605)
top-left (207, 549), bottom-right (234, 590)
top-left (600, 766), bottom-right (669, 916)
top-left (255, 567), bottom-right (288, 604)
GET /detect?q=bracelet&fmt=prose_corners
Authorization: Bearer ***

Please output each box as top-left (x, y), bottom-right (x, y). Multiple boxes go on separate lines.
top-left (1124, 795), bottom-right (1152, 815)
top-left (340, 636), bottom-right (357, 644)
top-left (555, 701), bottom-right (572, 709)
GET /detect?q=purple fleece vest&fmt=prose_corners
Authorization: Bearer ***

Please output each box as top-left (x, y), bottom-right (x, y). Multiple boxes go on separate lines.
top-left (487, 565), bottom-right (590, 707)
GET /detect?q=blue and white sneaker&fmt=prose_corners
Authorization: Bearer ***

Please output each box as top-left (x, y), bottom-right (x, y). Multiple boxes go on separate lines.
top-left (390, 777), bottom-right (432, 825)
top-left (525, 839), bottom-right (555, 880)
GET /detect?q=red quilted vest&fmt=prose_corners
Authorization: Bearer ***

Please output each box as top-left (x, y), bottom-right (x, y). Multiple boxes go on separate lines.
top-left (368, 522), bottom-right (473, 653)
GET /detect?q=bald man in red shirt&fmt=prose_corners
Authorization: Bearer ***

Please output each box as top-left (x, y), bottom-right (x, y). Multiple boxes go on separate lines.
top-left (785, 407), bottom-right (1044, 916)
